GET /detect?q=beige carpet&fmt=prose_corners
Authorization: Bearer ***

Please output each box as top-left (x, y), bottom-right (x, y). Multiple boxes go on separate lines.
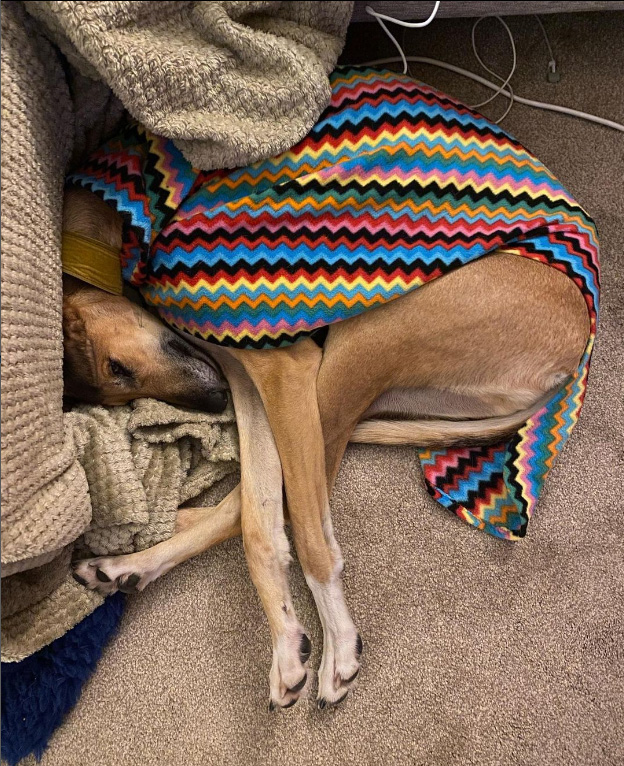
top-left (36, 12), bottom-right (623, 766)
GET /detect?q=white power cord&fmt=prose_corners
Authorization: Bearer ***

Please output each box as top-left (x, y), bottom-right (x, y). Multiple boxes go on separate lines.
top-left (468, 16), bottom-right (516, 123)
top-left (362, 56), bottom-right (624, 132)
top-left (534, 15), bottom-right (559, 82)
top-left (361, 6), bottom-right (624, 132)
top-left (365, 2), bottom-right (440, 74)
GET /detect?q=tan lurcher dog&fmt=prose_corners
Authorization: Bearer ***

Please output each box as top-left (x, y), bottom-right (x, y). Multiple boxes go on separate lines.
top-left (65, 189), bottom-right (590, 710)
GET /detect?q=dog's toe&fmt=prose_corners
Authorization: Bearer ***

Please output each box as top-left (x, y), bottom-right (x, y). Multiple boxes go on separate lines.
top-left (317, 690), bottom-right (348, 711)
top-left (118, 573), bottom-right (141, 593)
top-left (287, 673), bottom-right (307, 694)
top-left (72, 551), bottom-right (169, 596)
top-left (342, 667), bottom-right (360, 684)
top-left (317, 629), bottom-right (362, 710)
top-left (268, 625), bottom-right (311, 711)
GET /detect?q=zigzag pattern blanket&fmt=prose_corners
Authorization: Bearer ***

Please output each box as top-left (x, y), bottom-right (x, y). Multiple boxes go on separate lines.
top-left (68, 67), bottom-right (600, 540)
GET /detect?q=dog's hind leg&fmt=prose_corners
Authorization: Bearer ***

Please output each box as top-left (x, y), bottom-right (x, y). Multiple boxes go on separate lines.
top-left (233, 339), bottom-right (362, 709)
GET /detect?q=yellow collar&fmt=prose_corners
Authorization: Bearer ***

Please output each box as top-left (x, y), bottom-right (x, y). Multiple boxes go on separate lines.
top-left (61, 231), bottom-right (123, 295)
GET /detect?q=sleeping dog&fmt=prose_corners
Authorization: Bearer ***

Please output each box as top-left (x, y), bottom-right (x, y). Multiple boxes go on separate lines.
top-left (65, 69), bottom-right (596, 710)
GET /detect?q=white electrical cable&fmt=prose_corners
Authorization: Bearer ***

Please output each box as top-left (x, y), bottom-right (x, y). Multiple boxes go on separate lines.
top-left (534, 15), bottom-right (557, 75)
top-left (365, 2), bottom-right (441, 28)
top-left (361, 6), bottom-right (623, 131)
top-left (361, 56), bottom-right (624, 132)
top-left (365, 2), bottom-right (440, 74)
top-left (467, 16), bottom-right (516, 122)
top-left (368, 3), bottom-right (516, 122)
top-left (368, 13), bottom-right (408, 73)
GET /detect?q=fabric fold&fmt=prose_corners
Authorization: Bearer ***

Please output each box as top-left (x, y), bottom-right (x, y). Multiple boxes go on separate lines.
top-left (26, 1), bottom-right (354, 170)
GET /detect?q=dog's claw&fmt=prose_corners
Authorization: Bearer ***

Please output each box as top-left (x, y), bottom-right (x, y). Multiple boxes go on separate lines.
top-left (318, 691), bottom-right (348, 711)
top-left (268, 701), bottom-right (277, 712)
top-left (281, 698), bottom-right (297, 709)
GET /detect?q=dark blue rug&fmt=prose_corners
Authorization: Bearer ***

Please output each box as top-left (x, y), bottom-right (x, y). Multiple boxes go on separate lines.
top-left (1, 593), bottom-right (125, 766)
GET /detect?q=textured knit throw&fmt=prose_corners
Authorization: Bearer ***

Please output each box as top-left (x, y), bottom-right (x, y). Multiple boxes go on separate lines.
top-left (67, 67), bottom-right (600, 540)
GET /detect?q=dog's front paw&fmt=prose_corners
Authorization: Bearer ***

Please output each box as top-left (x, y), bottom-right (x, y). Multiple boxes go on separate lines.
top-left (72, 553), bottom-right (168, 595)
top-left (268, 628), bottom-right (312, 711)
top-left (317, 630), bottom-right (362, 710)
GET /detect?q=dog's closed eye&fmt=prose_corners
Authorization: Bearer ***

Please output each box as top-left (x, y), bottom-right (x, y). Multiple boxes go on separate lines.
top-left (109, 358), bottom-right (134, 379)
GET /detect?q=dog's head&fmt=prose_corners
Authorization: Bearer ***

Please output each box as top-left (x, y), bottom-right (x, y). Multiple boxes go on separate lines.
top-left (62, 276), bottom-right (228, 412)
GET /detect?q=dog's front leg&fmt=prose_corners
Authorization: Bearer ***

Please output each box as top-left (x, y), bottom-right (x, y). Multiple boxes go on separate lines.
top-left (234, 339), bottom-right (362, 709)
top-left (73, 486), bottom-right (242, 593)
top-left (210, 348), bottom-right (311, 710)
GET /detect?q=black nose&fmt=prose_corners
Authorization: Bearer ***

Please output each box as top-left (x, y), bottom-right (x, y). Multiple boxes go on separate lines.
top-left (204, 389), bottom-right (228, 413)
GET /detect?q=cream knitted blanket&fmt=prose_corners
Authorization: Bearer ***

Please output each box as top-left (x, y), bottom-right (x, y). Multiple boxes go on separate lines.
top-left (26, 0), bottom-right (354, 170)
top-left (1, 399), bottom-right (239, 663)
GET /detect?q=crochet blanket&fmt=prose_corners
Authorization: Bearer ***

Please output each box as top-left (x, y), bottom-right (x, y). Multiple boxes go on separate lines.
top-left (1, 399), bottom-right (239, 663)
top-left (68, 67), bottom-right (599, 540)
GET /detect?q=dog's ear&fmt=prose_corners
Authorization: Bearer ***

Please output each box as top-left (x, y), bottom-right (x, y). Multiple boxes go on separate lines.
top-left (62, 298), bottom-right (100, 403)
top-left (62, 299), bottom-right (86, 345)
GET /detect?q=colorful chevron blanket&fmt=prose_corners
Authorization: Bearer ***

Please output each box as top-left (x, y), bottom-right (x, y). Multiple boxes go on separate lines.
top-left (67, 67), bottom-right (599, 540)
